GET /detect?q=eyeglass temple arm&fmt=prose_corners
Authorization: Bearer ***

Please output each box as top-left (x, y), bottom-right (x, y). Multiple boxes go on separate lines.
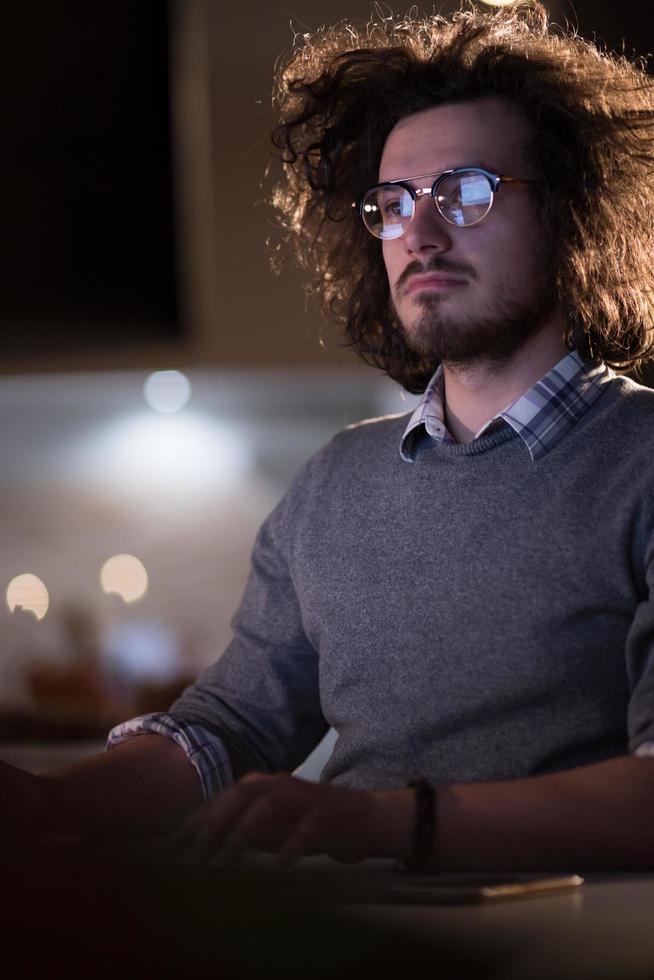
top-left (497, 175), bottom-right (535, 185)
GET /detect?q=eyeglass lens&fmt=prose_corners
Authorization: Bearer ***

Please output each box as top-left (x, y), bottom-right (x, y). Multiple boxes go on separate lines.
top-left (361, 171), bottom-right (493, 239)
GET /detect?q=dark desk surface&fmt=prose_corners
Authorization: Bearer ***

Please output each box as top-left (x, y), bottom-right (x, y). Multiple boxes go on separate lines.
top-left (3, 840), bottom-right (654, 980)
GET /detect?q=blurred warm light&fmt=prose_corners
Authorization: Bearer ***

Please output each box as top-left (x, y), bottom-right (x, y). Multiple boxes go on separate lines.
top-left (479, 1), bottom-right (517, 5)
top-left (143, 370), bottom-right (191, 413)
top-left (100, 554), bottom-right (148, 603)
top-left (6, 573), bottom-right (50, 620)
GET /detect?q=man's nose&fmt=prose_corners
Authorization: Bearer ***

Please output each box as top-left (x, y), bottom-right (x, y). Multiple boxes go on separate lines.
top-left (402, 196), bottom-right (453, 255)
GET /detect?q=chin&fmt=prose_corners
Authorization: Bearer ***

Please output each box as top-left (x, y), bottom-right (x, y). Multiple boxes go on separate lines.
top-left (405, 316), bottom-right (476, 358)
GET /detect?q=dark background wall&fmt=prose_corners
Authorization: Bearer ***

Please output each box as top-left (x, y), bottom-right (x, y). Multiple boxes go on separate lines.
top-left (0, 2), bottom-right (178, 362)
top-left (0, 0), bottom-right (652, 372)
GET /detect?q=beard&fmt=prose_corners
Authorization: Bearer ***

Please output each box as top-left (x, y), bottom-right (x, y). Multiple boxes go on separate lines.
top-left (396, 268), bottom-right (560, 371)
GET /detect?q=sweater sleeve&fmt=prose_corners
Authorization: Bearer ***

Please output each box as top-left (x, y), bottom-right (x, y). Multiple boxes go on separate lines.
top-left (626, 522), bottom-right (654, 754)
top-left (164, 481), bottom-right (329, 777)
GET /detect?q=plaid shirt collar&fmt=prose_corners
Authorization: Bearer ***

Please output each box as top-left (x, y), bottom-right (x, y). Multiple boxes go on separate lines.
top-left (400, 350), bottom-right (614, 462)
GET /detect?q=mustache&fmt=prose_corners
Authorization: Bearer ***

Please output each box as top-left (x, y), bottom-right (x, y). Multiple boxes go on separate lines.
top-left (395, 257), bottom-right (477, 293)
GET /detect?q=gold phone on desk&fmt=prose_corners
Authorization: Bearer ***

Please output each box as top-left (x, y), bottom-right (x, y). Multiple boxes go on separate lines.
top-left (391, 873), bottom-right (584, 904)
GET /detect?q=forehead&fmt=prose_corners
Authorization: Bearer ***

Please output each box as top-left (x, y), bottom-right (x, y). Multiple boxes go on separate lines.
top-left (378, 97), bottom-right (534, 181)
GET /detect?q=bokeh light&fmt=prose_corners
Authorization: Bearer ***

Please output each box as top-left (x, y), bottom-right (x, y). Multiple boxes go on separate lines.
top-left (103, 620), bottom-right (180, 681)
top-left (66, 410), bottom-right (251, 499)
top-left (100, 554), bottom-right (148, 603)
top-left (143, 370), bottom-right (192, 413)
top-left (479, 1), bottom-right (517, 6)
top-left (6, 573), bottom-right (50, 620)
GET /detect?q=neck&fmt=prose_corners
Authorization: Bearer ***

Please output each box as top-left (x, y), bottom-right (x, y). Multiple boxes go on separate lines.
top-left (442, 323), bottom-right (570, 444)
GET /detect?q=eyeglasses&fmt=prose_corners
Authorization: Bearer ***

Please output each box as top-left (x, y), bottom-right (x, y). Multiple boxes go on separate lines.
top-left (353, 167), bottom-right (534, 240)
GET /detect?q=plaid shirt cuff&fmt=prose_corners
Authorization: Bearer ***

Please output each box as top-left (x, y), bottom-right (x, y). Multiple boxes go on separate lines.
top-left (106, 712), bottom-right (234, 801)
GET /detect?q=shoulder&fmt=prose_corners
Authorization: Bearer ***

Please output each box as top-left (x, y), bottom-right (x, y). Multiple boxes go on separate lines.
top-left (260, 411), bottom-right (412, 548)
top-left (597, 375), bottom-right (654, 431)
top-left (281, 411), bottom-right (411, 508)
top-left (575, 375), bottom-right (654, 483)
top-left (332, 411), bottom-right (413, 454)
top-left (606, 374), bottom-right (654, 403)
top-left (305, 411), bottom-right (413, 484)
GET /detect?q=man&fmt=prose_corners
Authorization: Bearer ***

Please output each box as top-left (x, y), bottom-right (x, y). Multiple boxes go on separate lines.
top-left (3, 0), bottom-right (654, 870)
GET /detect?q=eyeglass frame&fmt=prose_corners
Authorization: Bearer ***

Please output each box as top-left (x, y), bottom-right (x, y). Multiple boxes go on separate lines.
top-left (353, 167), bottom-right (536, 237)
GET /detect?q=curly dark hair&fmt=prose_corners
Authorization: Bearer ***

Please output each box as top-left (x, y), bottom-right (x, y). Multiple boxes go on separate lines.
top-left (270, 0), bottom-right (654, 392)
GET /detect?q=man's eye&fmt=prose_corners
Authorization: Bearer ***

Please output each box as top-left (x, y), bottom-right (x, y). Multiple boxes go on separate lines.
top-left (384, 199), bottom-right (403, 218)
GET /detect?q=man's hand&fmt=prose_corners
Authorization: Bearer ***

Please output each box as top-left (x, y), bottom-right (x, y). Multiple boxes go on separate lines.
top-left (0, 760), bottom-right (56, 841)
top-left (1, 736), bottom-right (205, 845)
top-left (165, 772), bottom-right (414, 867)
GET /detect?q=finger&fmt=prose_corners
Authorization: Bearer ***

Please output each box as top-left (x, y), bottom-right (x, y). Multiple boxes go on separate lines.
top-left (167, 779), bottom-right (266, 861)
top-left (160, 805), bottom-right (213, 858)
top-left (277, 811), bottom-right (324, 868)
top-left (156, 828), bottom-right (185, 859)
top-left (219, 792), bottom-right (293, 864)
top-left (161, 822), bottom-right (199, 859)
top-left (168, 823), bottom-right (220, 860)
top-left (178, 824), bottom-right (216, 863)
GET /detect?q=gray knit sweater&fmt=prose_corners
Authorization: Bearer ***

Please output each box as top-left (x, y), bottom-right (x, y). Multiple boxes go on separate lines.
top-left (171, 377), bottom-right (654, 789)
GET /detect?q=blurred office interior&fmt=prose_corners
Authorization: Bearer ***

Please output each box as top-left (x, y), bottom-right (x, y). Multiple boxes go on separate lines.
top-left (1, 0), bottom-right (652, 775)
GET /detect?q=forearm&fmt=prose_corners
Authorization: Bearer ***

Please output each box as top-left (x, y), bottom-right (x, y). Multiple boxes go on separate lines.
top-left (430, 755), bottom-right (654, 870)
top-left (40, 734), bottom-right (204, 840)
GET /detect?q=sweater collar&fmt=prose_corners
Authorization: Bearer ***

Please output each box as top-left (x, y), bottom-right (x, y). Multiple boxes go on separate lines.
top-left (400, 350), bottom-right (614, 463)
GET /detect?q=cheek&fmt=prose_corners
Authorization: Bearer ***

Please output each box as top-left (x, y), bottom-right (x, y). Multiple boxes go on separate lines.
top-left (478, 221), bottom-right (538, 284)
top-left (382, 243), bottom-right (409, 298)
top-left (381, 243), bottom-right (394, 283)
top-left (500, 209), bottom-right (542, 259)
